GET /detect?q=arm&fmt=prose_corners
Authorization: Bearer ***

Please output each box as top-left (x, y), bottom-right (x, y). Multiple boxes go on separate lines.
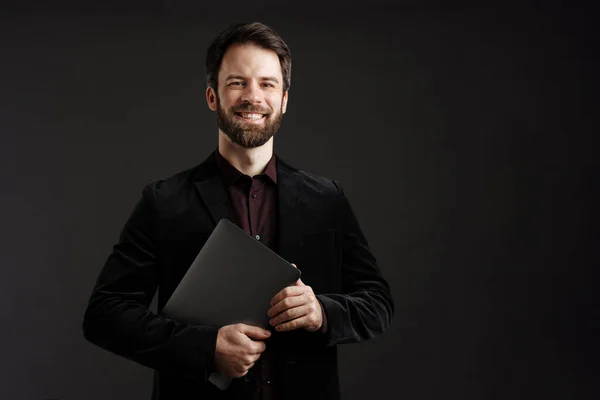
top-left (82, 184), bottom-right (219, 382)
top-left (316, 180), bottom-right (395, 346)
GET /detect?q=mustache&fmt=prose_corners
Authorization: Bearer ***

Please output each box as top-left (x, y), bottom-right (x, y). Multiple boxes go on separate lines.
top-left (232, 104), bottom-right (272, 114)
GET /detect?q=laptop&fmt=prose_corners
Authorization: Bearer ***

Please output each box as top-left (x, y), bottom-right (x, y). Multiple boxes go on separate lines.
top-left (161, 217), bottom-right (301, 330)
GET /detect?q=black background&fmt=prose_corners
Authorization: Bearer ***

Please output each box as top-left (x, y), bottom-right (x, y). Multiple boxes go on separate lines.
top-left (1, 1), bottom-right (598, 399)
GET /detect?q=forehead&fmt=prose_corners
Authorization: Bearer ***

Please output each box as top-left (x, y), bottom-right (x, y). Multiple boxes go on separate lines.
top-left (219, 43), bottom-right (283, 81)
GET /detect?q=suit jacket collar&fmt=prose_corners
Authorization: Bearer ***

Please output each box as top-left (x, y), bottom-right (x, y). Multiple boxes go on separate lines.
top-left (275, 155), bottom-right (304, 264)
top-left (192, 151), bottom-right (231, 227)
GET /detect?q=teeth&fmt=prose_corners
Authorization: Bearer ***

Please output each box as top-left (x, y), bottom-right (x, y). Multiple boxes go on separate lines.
top-left (239, 113), bottom-right (264, 120)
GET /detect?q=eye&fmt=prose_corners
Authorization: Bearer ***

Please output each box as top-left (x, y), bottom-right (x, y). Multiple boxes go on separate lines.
top-left (262, 82), bottom-right (275, 88)
top-left (228, 81), bottom-right (244, 87)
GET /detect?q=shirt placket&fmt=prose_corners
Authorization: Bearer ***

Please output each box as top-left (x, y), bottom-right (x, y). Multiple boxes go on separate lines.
top-left (247, 177), bottom-right (275, 400)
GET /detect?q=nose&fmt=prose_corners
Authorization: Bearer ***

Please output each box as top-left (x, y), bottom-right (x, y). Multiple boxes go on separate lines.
top-left (240, 81), bottom-right (262, 104)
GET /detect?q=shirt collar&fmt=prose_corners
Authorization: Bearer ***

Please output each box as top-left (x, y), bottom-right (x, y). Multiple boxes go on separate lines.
top-left (215, 149), bottom-right (278, 188)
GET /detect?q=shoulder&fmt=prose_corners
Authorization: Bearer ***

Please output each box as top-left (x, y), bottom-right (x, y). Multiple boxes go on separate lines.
top-left (144, 165), bottom-right (195, 195)
top-left (278, 157), bottom-right (345, 199)
top-left (138, 164), bottom-right (202, 214)
top-left (141, 150), bottom-right (219, 204)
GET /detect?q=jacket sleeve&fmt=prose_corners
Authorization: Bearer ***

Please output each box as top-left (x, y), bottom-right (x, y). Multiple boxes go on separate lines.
top-left (316, 180), bottom-right (395, 347)
top-left (82, 183), bottom-right (219, 382)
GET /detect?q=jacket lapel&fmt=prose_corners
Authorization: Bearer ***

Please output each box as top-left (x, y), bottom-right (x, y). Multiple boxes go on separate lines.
top-left (277, 157), bottom-right (305, 265)
top-left (192, 151), bottom-right (232, 226)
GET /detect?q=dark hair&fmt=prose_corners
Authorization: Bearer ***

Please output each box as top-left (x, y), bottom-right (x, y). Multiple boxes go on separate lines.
top-left (205, 22), bottom-right (292, 92)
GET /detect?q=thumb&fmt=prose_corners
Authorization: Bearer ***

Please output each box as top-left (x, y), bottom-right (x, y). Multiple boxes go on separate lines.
top-left (240, 324), bottom-right (271, 339)
top-left (291, 263), bottom-right (305, 286)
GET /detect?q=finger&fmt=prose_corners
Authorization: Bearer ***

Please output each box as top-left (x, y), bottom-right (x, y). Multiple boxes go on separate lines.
top-left (249, 340), bottom-right (267, 354)
top-left (245, 352), bottom-right (262, 365)
top-left (238, 365), bottom-right (250, 377)
top-left (239, 324), bottom-right (271, 340)
top-left (270, 304), bottom-right (310, 327)
top-left (290, 264), bottom-right (305, 287)
top-left (268, 292), bottom-right (307, 317)
top-left (275, 315), bottom-right (311, 332)
top-left (270, 285), bottom-right (305, 306)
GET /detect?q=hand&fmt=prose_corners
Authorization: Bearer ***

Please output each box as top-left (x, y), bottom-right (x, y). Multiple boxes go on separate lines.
top-left (214, 323), bottom-right (271, 378)
top-left (268, 264), bottom-right (323, 332)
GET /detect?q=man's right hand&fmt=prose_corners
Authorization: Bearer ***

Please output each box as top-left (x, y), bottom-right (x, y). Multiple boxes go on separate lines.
top-left (214, 323), bottom-right (271, 378)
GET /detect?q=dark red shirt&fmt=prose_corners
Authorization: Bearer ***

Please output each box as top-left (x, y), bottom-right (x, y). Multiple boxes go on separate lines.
top-left (215, 149), bottom-right (327, 399)
top-left (216, 150), bottom-right (279, 400)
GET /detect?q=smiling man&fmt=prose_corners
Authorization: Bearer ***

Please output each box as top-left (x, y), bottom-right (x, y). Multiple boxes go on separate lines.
top-left (82, 22), bottom-right (394, 400)
top-left (213, 43), bottom-right (287, 150)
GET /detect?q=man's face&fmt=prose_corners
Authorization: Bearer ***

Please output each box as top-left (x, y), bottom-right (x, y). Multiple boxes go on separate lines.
top-left (207, 43), bottom-right (288, 148)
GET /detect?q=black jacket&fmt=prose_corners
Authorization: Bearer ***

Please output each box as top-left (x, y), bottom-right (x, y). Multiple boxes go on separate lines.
top-left (82, 151), bottom-right (394, 400)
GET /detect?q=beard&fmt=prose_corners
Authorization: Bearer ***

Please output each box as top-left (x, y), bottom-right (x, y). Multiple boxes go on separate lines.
top-left (216, 95), bottom-right (284, 149)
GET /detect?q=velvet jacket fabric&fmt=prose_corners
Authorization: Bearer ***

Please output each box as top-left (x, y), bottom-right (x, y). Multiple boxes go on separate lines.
top-left (82, 150), bottom-right (395, 400)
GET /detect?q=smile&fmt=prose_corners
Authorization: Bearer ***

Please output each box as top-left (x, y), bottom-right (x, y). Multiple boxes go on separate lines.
top-left (235, 112), bottom-right (266, 121)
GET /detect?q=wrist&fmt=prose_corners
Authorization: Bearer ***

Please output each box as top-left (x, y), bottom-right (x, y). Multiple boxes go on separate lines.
top-left (317, 300), bottom-right (328, 333)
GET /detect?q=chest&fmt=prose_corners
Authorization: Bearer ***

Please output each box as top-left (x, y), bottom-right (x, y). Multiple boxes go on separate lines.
top-left (154, 197), bottom-right (341, 307)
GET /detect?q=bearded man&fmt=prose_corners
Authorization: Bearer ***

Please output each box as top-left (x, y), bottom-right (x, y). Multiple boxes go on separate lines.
top-left (83, 21), bottom-right (394, 400)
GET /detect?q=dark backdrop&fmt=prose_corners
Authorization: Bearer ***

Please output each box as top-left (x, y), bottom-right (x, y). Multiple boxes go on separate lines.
top-left (1, 2), bottom-right (598, 400)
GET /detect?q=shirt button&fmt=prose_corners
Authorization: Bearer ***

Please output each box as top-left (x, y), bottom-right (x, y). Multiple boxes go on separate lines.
top-left (266, 380), bottom-right (271, 384)
top-left (255, 235), bottom-right (261, 240)
top-left (251, 193), bottom-right (257, 198)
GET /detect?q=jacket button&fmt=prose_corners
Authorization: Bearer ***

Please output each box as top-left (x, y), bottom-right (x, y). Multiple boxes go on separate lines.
top-left (243, 371), bottom-right (255, 382)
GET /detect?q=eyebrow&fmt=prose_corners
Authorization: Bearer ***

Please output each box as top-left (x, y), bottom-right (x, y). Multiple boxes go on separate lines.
top-left (225, 75), bottom-right (280, 84)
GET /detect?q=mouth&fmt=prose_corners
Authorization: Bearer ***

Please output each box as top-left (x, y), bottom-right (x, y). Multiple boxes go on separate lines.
top-left (234, 112), bottom-right (267, 122)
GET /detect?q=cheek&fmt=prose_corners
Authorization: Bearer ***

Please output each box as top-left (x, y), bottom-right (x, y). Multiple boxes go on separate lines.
top-left (269, 96), bottom-right (284, 112)
top-left (218, 91), bottom-right (239, 108)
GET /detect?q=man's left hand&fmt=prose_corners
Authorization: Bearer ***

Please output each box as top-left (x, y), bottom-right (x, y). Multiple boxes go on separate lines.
top-left (268, 264), bottom-right (323, 332)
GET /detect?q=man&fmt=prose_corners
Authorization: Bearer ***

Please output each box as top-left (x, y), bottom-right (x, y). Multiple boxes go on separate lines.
top-left (82, 22), bottom-right (394, 400)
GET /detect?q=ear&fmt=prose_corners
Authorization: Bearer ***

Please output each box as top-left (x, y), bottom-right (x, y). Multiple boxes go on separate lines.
top-left (281, 90), bottom-right (289, 114)
top-left (206, 86), bottom-right (217, 111)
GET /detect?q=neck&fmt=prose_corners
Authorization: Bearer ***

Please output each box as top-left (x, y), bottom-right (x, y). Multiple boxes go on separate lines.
top-left (217, 131), bottom-right (274, 177)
